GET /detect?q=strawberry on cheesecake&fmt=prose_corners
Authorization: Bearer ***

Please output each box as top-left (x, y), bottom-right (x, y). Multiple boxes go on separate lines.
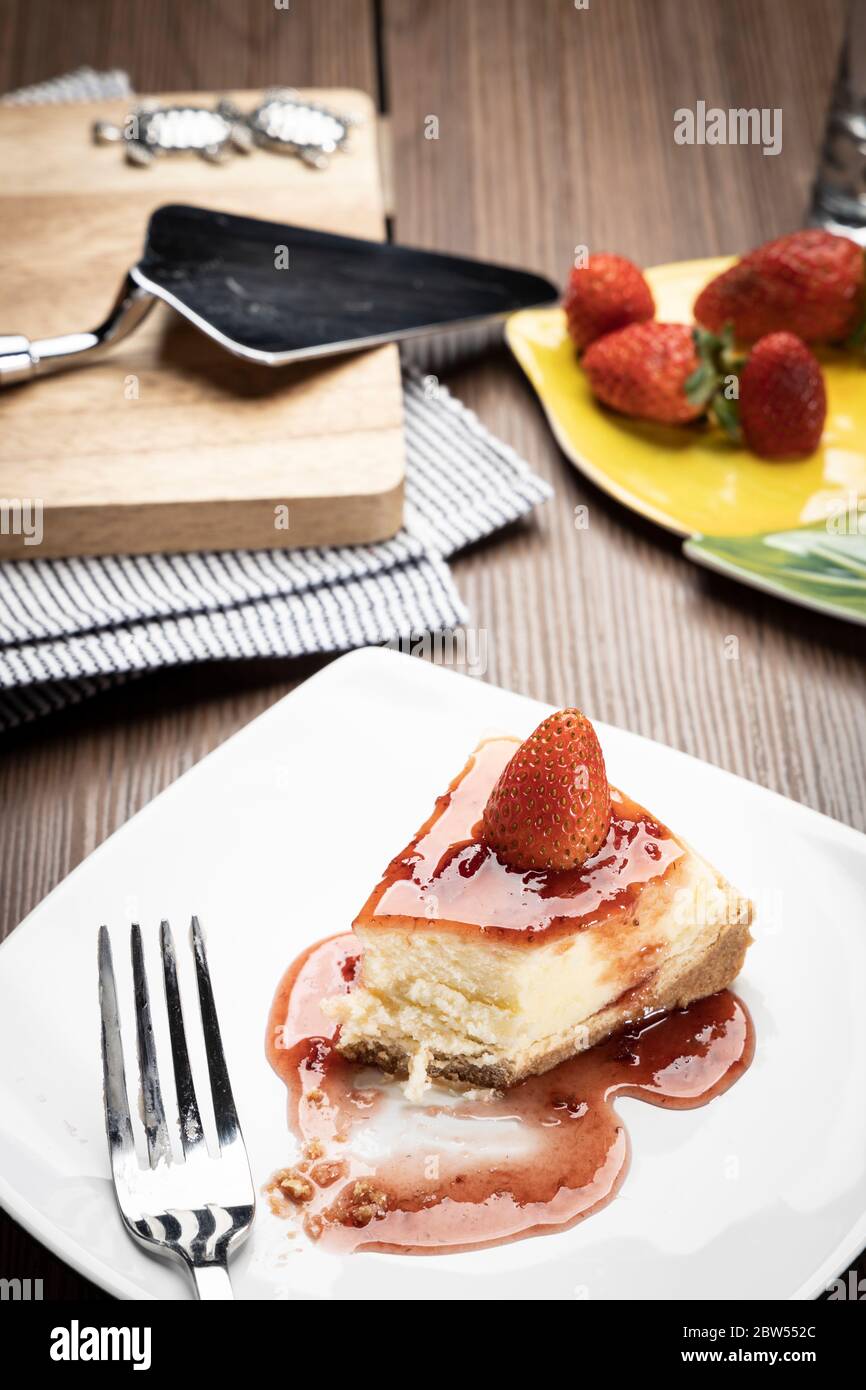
top-left (324, 710), bottom-right (753, 1092)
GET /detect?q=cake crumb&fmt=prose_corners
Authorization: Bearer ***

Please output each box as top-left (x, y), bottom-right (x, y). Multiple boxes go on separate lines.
top-left (275, 1167), bottom-right (315, 1204)
top-left (265, 1164), bottom-right (316, 1216)
top-left (304, 1213), bottom-right (324, 1242)
top-left (403, 1045), bottom-right (432, 1102)
top-left (311, 1159), bottom-right (347, 1188)
top-left (266, 1190), bottom-right (292, 1218)
top-left (346, 1180), bottom-right (389, 1227)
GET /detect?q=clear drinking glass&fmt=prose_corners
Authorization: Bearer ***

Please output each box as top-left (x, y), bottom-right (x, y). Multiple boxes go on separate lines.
top-left (809, 0), bottom-right (866, 243)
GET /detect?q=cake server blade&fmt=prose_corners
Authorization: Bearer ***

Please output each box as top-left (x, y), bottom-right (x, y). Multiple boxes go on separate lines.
top-left (0, 203), bottom-right (558, 385)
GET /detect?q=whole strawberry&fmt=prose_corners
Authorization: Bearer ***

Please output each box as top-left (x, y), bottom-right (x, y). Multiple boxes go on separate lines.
top-left (694, 229), bottom-right (865, 346)
top-left (481, 709), bottom-right (611, 872)
top-left (582, 322), bottom-right (705, 424)
top-left (564, 253), bottom-right (654, 351)
top-left (737, 332), bottom-right (826, 459)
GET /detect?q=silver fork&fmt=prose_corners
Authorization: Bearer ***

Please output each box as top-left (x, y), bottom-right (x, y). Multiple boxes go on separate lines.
top-left (98, 916), bottom-right (255, 1300)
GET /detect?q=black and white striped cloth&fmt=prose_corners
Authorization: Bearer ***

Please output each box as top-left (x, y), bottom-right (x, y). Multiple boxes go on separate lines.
top-left (0, 73), bottom-right (551, 733)
top-left (0, 65), bottom-right (133, 107)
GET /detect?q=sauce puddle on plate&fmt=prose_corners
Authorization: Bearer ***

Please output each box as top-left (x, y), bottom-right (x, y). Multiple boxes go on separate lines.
top-left (266, 934), bottom-right (754, 1255)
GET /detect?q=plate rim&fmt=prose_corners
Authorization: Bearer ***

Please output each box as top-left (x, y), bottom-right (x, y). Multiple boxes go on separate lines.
top-left (683, 535), bottom-right (866, 628)
top-left (2, 645), bottom-right (866, 1300)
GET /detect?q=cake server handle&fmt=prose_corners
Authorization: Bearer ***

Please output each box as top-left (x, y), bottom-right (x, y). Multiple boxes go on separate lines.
top-left (0, 273), bottom-right (155, 387)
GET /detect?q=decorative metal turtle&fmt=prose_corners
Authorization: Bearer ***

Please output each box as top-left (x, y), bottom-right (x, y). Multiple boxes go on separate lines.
top-left (93, 101), bottom-right (253, 166)
top-left (241, 89), bottom-right (357, 168)
top-left (92, 91), bottom-right (356, 170)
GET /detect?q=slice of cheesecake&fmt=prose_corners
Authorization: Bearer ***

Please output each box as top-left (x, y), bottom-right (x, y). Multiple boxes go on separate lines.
top-left (325, 717), bottom-right (753, 1092)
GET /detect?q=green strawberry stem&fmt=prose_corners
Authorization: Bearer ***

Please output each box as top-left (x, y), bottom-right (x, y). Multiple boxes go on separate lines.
top-left (685, 324), bottom-right (744, 420)
top-left (710, 390), bottom-right (741, 441)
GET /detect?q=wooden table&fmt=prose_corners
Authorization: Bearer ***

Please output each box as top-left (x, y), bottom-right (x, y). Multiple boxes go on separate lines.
top-left (1, 0), bottom-right (863, 1299)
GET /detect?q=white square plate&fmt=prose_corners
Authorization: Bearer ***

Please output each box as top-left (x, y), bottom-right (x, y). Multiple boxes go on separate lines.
top-left (1, 647), bottom-right (864, 1300)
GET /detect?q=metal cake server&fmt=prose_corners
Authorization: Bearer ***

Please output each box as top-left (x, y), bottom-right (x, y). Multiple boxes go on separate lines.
top-left (0, 203), bottom-right (558, 386)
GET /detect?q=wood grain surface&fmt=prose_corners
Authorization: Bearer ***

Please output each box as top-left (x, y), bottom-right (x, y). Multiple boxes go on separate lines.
top-left (0, 87), bottom-right (404, 559)
top-left (1, 0), bottom-right (863, 1299)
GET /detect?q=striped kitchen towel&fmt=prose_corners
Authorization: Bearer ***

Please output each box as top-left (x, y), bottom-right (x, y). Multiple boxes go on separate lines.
top-left (0, 72), bottom-right (552, 732)
top-left (0, 65), bottom-right (133, 106)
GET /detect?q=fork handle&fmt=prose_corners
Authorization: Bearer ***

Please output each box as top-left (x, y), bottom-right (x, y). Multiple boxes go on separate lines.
top-left (190, 1261), bottom-right (235, 1300)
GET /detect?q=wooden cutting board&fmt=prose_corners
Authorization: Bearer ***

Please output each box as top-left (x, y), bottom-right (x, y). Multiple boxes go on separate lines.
top-left (0, 89), bottom-right (404, 561)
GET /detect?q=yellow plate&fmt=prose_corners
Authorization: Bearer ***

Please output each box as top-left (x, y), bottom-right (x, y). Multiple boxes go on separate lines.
top-left (505, 257), bottom-right (866, 538)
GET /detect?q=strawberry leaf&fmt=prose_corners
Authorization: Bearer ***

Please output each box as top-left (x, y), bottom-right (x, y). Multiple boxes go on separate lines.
top-left (685, 326), bottom-right (735, 408)
top-left (684, 359), bottom-right (718, 408)
top-left (711, 390), bottom-right (741, 441)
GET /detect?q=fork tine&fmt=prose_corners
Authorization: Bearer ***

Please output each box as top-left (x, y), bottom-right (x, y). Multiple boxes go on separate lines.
top-left (98, 926), bottom-right (136, 1173)
top-left (191, 916), bottom-right (240, 1148)
top-left (159, 919), bottom-right (205, 1155)
top-left (130, 922), bottom-right (172, 1167)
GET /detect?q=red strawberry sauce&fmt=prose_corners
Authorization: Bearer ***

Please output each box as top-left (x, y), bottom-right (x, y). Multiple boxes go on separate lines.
top-left (266, 935), bottom-right (754, 1255)
top-left (355, 737), bottom-right (684, 945)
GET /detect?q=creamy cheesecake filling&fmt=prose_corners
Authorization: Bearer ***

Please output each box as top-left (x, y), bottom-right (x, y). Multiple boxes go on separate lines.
top-left (325, 848), bottom-right (747, 1079)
